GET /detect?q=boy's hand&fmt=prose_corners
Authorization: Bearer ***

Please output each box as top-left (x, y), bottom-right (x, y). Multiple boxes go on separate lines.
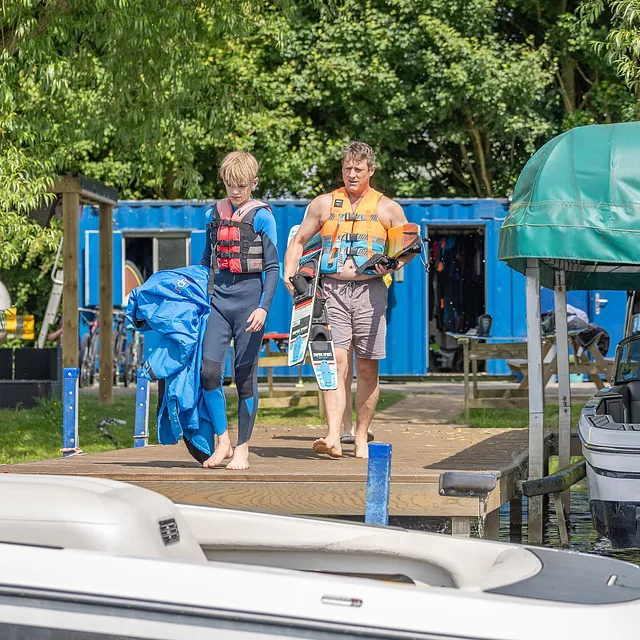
top-left (246, 308), bottom-right (267, 332)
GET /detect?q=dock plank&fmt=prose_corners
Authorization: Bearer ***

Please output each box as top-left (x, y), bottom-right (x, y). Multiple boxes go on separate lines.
top-left (3, 395), bottom-right (528, 518)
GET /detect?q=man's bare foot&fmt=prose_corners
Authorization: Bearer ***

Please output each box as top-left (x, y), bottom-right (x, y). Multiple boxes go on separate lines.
top-left (226, 443), bottom-right (250, 470)
top-left (354, 435), bottom-right (369, 459)
top-left (203, 433), bottom-right (233, 468)
top-left (312, 437), bottom-right (342, 458)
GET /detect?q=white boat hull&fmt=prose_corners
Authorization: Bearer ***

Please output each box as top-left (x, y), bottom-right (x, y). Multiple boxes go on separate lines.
top-left (579, 407), bottom-right (640, 548)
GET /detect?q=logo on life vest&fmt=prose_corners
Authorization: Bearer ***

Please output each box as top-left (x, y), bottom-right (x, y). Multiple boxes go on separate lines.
top-left (334, 199), bottom-right (343, 208)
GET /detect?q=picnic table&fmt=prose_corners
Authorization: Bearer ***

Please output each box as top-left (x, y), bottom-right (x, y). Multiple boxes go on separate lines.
top-left (506, 329), bottom-right (613, 393)
top-left (447, 330), bottom-right (613, 417)
top-left (254, 332), bottom-right (324, 416)
top-left (446, 333), bottom-right (528, 418)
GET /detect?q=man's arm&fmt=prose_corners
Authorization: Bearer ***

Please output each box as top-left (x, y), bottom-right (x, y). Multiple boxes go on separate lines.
top-left (282, 194), bottom-right (330, 295)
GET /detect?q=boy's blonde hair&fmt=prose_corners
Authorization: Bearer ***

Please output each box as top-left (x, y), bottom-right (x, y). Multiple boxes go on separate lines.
top-left (218, 151), bottom-right (260, 186)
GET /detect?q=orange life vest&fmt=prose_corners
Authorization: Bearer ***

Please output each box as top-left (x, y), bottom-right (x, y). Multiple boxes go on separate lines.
top-left (319, 187), bottom-right (388, 274)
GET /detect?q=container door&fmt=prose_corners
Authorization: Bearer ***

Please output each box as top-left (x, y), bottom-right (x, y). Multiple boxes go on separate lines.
top-left (589, 290), bottom-right (628, 356)
top-left (152, 236), bottom-right (189, 272)
top-left (84, 231), bottom-right (124, 307)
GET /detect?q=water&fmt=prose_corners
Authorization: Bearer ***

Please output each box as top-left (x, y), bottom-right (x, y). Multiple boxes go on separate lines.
top-left (325, 481), bottom-right (640, 565)
top-left (499, 480), bottom-right (640, 566)
top-left (381, 481), bottom-right (640, 566)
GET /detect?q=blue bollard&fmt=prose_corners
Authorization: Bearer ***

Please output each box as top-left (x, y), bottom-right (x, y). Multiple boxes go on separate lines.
top-left (365, 442), bottom-right (392, 526)
top-left (134, 369), bottom-right (149, 447)
top-left (62, 367), bottom-right (80, 457)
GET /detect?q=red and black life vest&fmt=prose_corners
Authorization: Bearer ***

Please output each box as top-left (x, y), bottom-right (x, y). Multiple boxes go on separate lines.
top-left (207, 198), bottom-right (270, 275)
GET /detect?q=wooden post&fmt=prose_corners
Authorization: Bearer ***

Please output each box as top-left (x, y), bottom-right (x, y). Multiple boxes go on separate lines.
top-left (462, 338), bottom-right (470, 419)
top-left (553, 491), bottom-right (570, 547)
top-left (62, 190), bottom-right (80, 370)
top-left (485, 508), bottom-right (500, 541)
top-left (99, 203), bottom-right (114, 404)
top-left (526, 259), bottom-right (544, 545)
top-left (471, 342), bottom-right (479, 400)
top-left (452, 516), bottom-right (471, 537)
top-left (509, 496), bottom-right (523, 543)
top-left (554, 270), bottom-right (571, 513)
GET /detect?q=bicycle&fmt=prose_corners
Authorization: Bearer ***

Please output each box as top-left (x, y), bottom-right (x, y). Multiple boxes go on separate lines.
top-left (113, 310), bottom-right (144, 387)
top-left (113, 310), bottom-right (127, 385)
top-left (78, 308), bottom-right (99, 388)
top-left (123, 328), bottom-right (144, 387)
top-left (79, 308), bottom-right (135, 388)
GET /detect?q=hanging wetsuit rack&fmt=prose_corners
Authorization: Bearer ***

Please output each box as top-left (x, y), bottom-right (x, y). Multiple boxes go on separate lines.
top-left (427, 227), bottom-right (484, 236)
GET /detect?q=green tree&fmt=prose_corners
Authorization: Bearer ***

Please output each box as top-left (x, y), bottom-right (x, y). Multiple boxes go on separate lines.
top-left (199, 0), bottom-right (556, 198)
top-left (0, 0), bottom-right (289, 267)
top-left (580, 0), bottom-right (640, 115)
top-left (501, 1), bottom-right (635, 128)
top-left (216, 0), bottom-right (633, 198)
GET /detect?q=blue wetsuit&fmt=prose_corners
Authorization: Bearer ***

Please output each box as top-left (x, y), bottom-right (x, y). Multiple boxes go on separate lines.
top-left (192, 204), bottom-right (278, 460)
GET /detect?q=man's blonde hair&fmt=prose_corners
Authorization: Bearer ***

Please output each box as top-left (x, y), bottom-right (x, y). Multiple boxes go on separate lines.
top-left (218, 151), bottom-right (260, 186)
top-left (343, 140), bottom-right (376, 168)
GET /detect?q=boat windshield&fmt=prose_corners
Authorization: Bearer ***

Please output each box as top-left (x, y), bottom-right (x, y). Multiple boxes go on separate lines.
top-left (615, 337), bottom-right (640, 383)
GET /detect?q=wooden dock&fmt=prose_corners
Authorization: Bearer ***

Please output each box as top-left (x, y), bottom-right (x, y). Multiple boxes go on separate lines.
top-left (4, 395), bottom-right (528, 534)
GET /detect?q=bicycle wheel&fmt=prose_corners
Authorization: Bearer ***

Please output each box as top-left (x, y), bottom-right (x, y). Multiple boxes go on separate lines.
top-left (79, 334), bottom-right (91, 388)
top-left (123, 341), bottom-right (134, 387)
top-left (88, 329), bottom-right (99, 386)
top-left (124, 336), bottom-right (143, 387)
top-left (113, 326), bottom-right (127, 386)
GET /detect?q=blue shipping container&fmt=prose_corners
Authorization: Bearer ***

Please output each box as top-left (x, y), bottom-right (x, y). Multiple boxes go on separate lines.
top-left (78, 199), bottom-right (627, 378)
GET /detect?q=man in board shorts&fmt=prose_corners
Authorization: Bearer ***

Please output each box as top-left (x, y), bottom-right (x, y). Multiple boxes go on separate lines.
top-left (284, 141), bottom-right (417, 459)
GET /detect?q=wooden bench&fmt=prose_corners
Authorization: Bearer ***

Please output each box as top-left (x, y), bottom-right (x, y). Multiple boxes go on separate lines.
top-left (507, 331), bottom-right (613, 392)
top-left (255, 333), bottom-right (324, 417)
top-left (446, 334), bottom-right (529, 417)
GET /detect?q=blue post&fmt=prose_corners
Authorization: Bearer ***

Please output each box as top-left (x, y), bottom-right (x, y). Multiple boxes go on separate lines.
top-left (62, 367), bottom-right (80, 457)
top-left (134, 369), bottom-right (149, 447)
top-left (365, 443), bottom-right (392, 526)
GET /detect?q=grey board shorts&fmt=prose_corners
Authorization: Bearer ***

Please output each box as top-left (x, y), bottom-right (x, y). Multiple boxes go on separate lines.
top-left (323, 277), bottom-right (388, 360)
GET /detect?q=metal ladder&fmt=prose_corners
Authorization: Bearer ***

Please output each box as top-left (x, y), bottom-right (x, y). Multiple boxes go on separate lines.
top-left (37, 238), bottom-right (64, 348)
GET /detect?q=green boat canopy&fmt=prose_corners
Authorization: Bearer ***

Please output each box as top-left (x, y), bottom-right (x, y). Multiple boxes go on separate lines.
top-left (499, 122), bottom-right (640, 290)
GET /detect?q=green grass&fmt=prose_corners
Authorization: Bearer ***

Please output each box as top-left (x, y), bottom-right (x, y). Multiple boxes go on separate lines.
top-left (0, 390), bottom-right (406, 464)
top-left (255, 390), bottom-right (407, 427)
top-left (458, 402), bottom-right (587, 429)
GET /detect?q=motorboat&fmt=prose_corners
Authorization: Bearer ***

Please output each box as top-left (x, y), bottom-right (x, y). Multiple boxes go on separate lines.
top-left (1, 474), bottom-right (640, 638)
top-left (579, 334), bottom-right (640, 548)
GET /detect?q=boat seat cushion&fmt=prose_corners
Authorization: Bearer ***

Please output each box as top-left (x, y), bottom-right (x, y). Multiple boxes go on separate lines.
top-left (624, 381), bottom-right (640, 423)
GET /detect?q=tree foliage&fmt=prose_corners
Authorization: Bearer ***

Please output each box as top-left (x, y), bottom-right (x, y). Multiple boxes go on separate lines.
top-left (186, 0), bottom-right (635, 199)
top-left (1, 0), bottom-right (637, 318)
top-left (581, 0), bottom-right (640, 93)
top-left (0, 0), bottom-right (288, 266)
top-left (196, 0), bottom-right (556, 198)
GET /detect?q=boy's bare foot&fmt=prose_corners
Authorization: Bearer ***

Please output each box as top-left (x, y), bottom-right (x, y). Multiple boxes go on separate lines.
top-left (312, 437), bottom-right (342, 458)
top-left (354, 435), bottom-right (369, 459)
top-left (226, 443), bottom-right (250, 470)
top-left (203, 432), bottom-right (233, 468)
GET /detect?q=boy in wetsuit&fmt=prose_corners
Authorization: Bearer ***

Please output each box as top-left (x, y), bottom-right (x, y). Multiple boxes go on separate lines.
top-left (196, 152), bottom-right (278, 470)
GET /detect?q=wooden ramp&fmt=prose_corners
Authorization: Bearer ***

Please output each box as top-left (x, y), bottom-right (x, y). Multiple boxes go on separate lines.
top-left (4, 395), bottom-right (528, 523)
